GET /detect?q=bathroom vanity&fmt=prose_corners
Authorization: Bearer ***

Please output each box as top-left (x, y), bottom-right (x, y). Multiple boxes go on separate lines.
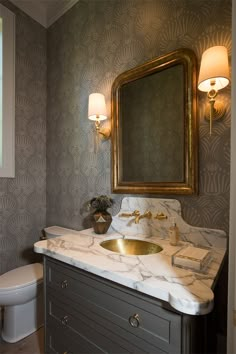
top-left (44, 256), bottom-right (207, 354)
top-left (34, 198), bottom-right (227, 354)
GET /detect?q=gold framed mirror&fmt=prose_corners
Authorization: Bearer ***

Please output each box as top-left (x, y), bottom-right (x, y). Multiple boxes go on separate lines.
top-left (111, 48), bottom-right (198, 195)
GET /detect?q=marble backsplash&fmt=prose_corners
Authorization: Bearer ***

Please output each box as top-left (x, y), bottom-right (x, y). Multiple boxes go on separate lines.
top-left (110, 197), bottom-right (226, 249)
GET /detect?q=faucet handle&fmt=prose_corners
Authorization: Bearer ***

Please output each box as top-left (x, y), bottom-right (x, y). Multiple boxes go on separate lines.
top-left (132, 210), bottom-right (141, 216)
top-left (154, 212), bottom-right (167, 220)
top-left (119, 210), bottom-right (140, 218)
top-left (143, 210), bottom-right (152, 219)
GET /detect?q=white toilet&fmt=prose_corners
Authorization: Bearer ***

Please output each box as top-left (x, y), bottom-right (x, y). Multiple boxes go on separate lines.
top-left (0, 225), bottom-right (72, 343)
top-left (0, 263), bottom-right (44, 343)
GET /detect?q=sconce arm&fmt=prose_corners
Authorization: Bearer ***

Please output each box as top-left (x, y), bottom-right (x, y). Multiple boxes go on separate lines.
top-left (95, 117), bottom-right (100, 131)
top-left (99, 127), bottom-right (111, 140)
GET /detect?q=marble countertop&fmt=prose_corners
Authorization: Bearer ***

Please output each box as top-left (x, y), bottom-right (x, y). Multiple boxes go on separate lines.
top-left (34, 197), bottom-right (226, 315)
top-left (34, 229), bottom-right (225, 315)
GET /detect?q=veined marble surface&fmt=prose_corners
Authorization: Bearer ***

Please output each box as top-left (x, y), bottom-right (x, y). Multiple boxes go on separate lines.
top-left (111, 197), bottom-right (227, 249)
top-left (34, 197), bottom-right (226, 316)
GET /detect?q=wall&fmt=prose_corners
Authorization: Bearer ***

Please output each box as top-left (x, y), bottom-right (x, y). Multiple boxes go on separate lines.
top-left (0, 0), bottom-right (47, 274)
top-left (0, 0), bottom-right (231, 347)
top-left (47, 0), bottom-right (231, 233)
top-left (46, 0), bottom-right (231, 348)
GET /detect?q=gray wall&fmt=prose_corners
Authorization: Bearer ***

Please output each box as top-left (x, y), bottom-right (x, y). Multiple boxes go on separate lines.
top-left (47, 0), bottom-right (231, 235)
top-left (0, 0), bottom-right (231, 346)
top-left (46, 1), bottom-right (231, 345)
top-left (0, 0), bottom-right (47, 274)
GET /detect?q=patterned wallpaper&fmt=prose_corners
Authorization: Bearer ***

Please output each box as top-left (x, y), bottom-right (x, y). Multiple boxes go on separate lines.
top-left (0, 1), bottom-right (47, 275)
top-left (0, 0), bottom-right (231, 344)
top-left (47, 2), bottom-right (231, 343)
top-left (47, 0), bottom-right (231, 236)
top-left (0, 0), bottom-right (230, 277)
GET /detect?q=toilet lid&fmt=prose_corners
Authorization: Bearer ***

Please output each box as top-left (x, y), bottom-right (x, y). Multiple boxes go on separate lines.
top-left (0, 263), bottom-right (43, 291)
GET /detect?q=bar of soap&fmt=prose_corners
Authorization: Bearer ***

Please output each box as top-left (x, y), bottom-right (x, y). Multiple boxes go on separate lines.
top-left (172, 246), bottom-right (211, 271)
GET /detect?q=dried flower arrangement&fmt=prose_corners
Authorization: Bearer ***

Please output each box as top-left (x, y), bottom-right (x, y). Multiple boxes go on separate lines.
top-left (88, 195), bottom-right (114, 212)
top-left (88, 195), bottom-right (114, 234)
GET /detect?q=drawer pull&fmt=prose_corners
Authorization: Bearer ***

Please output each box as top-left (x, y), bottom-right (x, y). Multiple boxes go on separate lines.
top-left (61, 315), bottom-right (69, 326)
top-left (129, 313), bottom-right (140, 328)
top-left (61, 280), bottom-right (68, 289)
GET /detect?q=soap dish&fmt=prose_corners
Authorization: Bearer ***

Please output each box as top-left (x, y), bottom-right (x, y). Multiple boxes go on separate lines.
top-left (172, 246), bottom-right (212, 272)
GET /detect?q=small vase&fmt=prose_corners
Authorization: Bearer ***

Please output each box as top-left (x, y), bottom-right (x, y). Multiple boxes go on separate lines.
top-left (92, 210), bottom-right (112, 234)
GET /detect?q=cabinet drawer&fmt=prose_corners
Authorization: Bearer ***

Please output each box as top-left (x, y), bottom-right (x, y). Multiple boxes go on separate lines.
top-left (46, 315), bottom-right (105, 354)
top-left (46, 292), bottom-right (163, 354)
top-left (45, 257), bottom-right (181, 353)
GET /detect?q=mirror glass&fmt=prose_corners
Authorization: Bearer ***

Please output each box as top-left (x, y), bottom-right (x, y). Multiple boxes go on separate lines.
top-left (111, 48), bottom-right (198, 194)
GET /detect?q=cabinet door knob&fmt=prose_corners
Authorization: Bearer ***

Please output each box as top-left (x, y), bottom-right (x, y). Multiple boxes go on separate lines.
top-left (129, 313), bottom-right (140, 328)
top-left (61, 315), bottom-right (69, 326)
top-left (61, 280), bottom-right (68, 289)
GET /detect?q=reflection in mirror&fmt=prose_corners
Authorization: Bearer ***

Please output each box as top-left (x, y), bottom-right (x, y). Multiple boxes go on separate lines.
top-left (112, 48), bottom-right (198, 194)
top-left (121, 64), bottom-right (184, 183)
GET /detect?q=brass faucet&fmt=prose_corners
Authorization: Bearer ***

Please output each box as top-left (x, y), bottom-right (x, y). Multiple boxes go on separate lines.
top-left (135, 210), bottom-right (152, 224)
top-left (119, 210), bottom-right (141, 223)
top-left (154, 212), bottom-right (167, 220)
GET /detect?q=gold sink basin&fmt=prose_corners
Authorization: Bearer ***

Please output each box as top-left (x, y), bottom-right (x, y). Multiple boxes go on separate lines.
top-left (100, 238), bottom-right (163, 256)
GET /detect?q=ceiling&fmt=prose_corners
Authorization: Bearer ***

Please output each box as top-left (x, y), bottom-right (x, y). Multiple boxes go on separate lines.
top-left (9, 0), bottom-right (79, 28)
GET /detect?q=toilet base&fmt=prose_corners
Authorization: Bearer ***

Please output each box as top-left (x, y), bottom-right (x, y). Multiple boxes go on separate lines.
top-left (1, 289), bottom-right (43, 343)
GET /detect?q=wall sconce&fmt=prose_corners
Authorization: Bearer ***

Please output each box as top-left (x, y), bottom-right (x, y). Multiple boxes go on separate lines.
top-left (198, 46), bottom-right (230, 135)
top-left (88, 93), bottom-right (110, 139)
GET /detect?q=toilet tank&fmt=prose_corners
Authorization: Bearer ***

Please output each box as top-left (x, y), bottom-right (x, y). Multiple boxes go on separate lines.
top-left (44, 226), bottom-right (78, 239)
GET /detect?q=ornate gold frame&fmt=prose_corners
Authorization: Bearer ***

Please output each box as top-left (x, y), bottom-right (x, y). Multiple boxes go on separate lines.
top-left (111, 48), bottom-right (198, 195)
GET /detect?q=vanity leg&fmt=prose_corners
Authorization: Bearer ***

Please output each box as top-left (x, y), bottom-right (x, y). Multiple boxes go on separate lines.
top-left (182, 314), bottom-right (208, 354)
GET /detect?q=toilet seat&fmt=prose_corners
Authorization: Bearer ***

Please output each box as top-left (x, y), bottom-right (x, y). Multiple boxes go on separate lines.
top-left (0, 263), bottom-right (43, 292)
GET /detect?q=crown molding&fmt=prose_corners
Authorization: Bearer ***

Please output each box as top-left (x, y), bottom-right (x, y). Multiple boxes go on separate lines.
top-left (8, 0), bottom-right (79, 28)
top-left (47, 0), bottom-right (79, 28)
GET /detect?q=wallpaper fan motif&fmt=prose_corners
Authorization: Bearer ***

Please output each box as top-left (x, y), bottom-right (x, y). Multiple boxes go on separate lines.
top-left (47, 0), bottom-right (231, 237)
top-left (0, 1), bottom-right (47, 274)
top-left (0, 0), bottom-right (231, 287)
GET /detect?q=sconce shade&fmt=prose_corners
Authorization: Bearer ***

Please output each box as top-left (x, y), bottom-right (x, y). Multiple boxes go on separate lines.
top-left (198, 46), bottom-right (230, 92)
top-left (88, 93), bottom-right (107, 121)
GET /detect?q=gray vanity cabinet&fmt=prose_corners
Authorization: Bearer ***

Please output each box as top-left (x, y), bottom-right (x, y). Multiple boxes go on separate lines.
top-left (44, 257), bottom-right (205, 354)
